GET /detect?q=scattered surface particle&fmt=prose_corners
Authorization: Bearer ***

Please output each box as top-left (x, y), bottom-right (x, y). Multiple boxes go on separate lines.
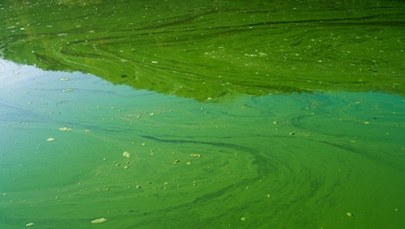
top-left (123, 151), bottom-right (131, 158)
top-left (173, 159), bottom-right (181, 164)
top-left (62, 88), bottom-right (74, 93)
top-left (91, 217), bottom-right (107, 224)
top-left (58, 127), bottom-right (72, 131)
top-left (25, 222), bottom-right (34, 227)
top-left (46, 137), bottom-right (55, 142)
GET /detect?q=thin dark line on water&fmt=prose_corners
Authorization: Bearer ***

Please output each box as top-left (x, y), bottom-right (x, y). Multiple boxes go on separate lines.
top-left (141, 135), bottom-right (256, 153)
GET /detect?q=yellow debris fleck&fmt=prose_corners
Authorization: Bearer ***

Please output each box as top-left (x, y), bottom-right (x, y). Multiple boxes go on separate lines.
top-left (190, 153), bottom-right (201, 158)
top-left (58, 127), bottom-right (72, 131)
top-left (123, 151), bottom-right (131, 158)
top-left (91, 217), bottom-right (107, 224)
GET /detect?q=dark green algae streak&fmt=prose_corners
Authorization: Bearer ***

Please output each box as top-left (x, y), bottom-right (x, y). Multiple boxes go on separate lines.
top-left (0, 0), bottom-right (404, 100)
top-left (0, 0), bottom-right (405, 229)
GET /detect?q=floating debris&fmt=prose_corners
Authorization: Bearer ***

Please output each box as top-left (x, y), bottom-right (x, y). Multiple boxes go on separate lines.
top-left (240, 216), bottom-right (247, 222)
top-left (62, 88), bottom-right (74, 93)
top-left (346, 212), bottom-right (353, 217)
top-left (289, 131), bottom-right (296, 136)
top-left (83, 129), bottom-right (91, 133)
top-left (58, 127), bottom-right (72, 131)
top-left (173, 159), bottom-right (181, 164)
top-left (60, 77), bottom-right (70, 81)
top-left (151, 60), bottom-right (158, 64)
top-left (46, 137), bottom-right (55, 142)
top-left (25, 222), bottom-right (34, 227)
top-left (91, 218), bottom-right (107, 224)
top-left (190, 153), bottom-right (201, 158)
top-left (123, 151), bottom-right (131, 158)
top-left (266, 194), bottom-right (271, 198)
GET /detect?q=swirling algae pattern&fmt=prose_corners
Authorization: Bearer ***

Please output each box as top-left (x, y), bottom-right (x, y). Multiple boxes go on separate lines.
top-left (0, 1), bottom-right (405, 228)
top-left (0, 0), bottom-right (404, 100)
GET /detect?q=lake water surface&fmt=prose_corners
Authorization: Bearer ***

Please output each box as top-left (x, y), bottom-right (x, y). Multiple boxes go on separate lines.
top-left (1, 1), bottom-right (405, 228)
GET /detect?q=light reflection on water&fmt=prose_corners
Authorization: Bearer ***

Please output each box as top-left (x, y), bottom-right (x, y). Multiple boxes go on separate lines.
top-left (1, 59), bottom-right (404, 228)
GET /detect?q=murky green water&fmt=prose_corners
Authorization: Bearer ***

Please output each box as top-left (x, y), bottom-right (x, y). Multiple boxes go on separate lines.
top-left (1, 1), bottom-right (405, 228)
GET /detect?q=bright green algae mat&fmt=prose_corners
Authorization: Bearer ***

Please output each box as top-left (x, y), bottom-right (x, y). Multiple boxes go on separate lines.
top-left (1, 61), bottom-right (405, 228)
top-left (0, 0), bottom-right (404, 99)
top-left (0, 0), bottom-right (405, 228)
